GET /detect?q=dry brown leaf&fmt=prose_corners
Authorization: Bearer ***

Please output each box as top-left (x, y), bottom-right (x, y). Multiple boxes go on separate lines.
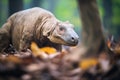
top-left (114, 47), bottom-right (120, 54)
top-left (107, 40), bottom-right (111, 49)
top-left (5, 55), bottom-right (22, 63)
top-left (79, 58), bottom-right (98, 70)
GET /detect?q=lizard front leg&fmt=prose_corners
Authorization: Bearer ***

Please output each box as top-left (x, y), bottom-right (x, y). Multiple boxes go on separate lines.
top-left (19, 32), bottom-right (33, 52)
top-left (0, 21), bottom-right (11, 52)
top-left (0, 33), bottom-right (10, 52)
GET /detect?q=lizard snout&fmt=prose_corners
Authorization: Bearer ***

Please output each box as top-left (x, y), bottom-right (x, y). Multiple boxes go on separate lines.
top-left (71, 37), bottom-right (79, 44)
top-left (68, 36), bottom-right (79, 46)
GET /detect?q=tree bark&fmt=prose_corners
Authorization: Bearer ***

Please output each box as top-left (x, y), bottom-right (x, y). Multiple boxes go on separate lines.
top-left (8, 0), bottom-right (23, 16)
top-left (77, 0), bottom-right (106, 57)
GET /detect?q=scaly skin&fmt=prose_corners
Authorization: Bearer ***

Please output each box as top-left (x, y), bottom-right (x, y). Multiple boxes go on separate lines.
top-left (0, 7), bottom-right (79, 52)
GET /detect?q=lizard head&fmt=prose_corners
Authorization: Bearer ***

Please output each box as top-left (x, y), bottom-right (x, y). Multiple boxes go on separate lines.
top-left (47, 21), bottom-right (79, 46)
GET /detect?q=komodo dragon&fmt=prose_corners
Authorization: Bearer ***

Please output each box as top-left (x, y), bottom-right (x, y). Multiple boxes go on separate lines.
top-left (0, 7), bottom-right (79, 52)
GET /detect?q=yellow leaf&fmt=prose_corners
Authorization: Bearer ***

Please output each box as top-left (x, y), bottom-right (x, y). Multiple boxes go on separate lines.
top-left (31, 42), bottom-right (40, 52)
top-left (31, 42), bottom-right (58, 59)
top-left (79, 58), bottom-right (98, 70)
top-left (40, 47), bottom-right (57, 54)
top-left (31, 42), bottom-right (44, 57)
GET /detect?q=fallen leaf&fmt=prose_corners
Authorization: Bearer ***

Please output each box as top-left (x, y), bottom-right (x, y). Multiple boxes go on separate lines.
top-left (31, 42), bottom-right (48, 59)
top-left (5, 55), bottom-right (22, 63)
top-left (79, 58), bottom-right (98, 70)
top-left (40, 47), bottom-right (57, 54)
top-left (107, 40), bottom-right (111, 49)
top-left (31, 42), bottom-right (64, 59)
top-left (114, 47), bottom-right (120, 54)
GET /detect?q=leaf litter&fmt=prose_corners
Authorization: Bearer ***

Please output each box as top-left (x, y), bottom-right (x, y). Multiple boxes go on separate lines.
top-left (0, 41), bottom-right (120, 80)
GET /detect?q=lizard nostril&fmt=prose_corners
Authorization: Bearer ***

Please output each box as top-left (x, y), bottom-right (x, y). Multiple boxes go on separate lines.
top-left (71, 37), bottom-right (79, 44)
top-left (71, 37), bottom-right (75, 42)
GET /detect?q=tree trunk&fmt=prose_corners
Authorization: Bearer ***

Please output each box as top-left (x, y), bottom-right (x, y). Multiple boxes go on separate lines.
top-left (8, 0), bottom-right (23, 16)
top-left (77, 0), bottom-right (106, 57)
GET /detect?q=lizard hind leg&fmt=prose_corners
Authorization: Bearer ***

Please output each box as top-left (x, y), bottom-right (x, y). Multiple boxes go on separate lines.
top-left (0, 31), bottom-right (10, 52)
top-left (0, 25), bottom-right (11, 53)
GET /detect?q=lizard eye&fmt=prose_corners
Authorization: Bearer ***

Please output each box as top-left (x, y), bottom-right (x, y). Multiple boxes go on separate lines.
top-left (59, 27), bottom-right (65, 31)
top-left (58, 27), bottom-right (66, 35)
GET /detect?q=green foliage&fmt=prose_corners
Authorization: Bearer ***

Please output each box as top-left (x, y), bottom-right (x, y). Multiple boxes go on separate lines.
top-left (54, 0), bottom-right (81, 28)
top-left (40, 0), bottom-right (81, 34)
top-left (112, 1), bottom-right (120, 25)
top-left (43, 0), bottom-right (81, 30)
top-left (97, 0), bottom-right (105, 18)
top-left (111, 0), bottom-right (120, 38)
top-left (24, 0), bottom-right (32, 3)
top-left (23, 0), bottom-right (32, 8)
top-left (1, 0), bottom-right (120, 38)
top-left (0, 0), bottom-right (8, 27)
top-left (97, 0), bottom-right (120, 38)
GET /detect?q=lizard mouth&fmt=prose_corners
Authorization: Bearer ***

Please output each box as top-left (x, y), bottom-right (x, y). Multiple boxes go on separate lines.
top-left (48, 34), bottom-right (79, 46)
top-left (65, 38), bottom-right (79, 46)
top-left (56, 36), bottom-right (79, 46)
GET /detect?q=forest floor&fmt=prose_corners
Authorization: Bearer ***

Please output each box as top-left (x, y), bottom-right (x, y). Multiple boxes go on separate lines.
top-left (0, 42), bottom-right (120, 80)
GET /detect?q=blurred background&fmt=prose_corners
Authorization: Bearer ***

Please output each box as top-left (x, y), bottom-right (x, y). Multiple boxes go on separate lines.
top-left (0, 0), bottom-right (120, 40)
top-left (0, 1), bottom-right (120, 80)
